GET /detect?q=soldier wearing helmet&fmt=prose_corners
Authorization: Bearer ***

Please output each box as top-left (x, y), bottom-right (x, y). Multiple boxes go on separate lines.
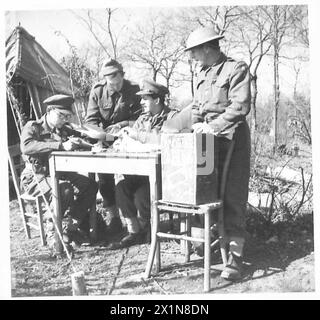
top-left (85, 59), bottom-right (142, 236)
top-left (184, 27), bottom-right (251, 280)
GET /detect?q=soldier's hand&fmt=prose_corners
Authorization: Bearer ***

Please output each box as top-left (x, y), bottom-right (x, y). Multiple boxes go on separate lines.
top-left (192, 122), bottom-right (214, 134)
top-left (115, 127), bottom-right (136, 140)
top-left (106, 124), bottom-right (121, 135)
top-left (62, 139), bottom-right (78, 151)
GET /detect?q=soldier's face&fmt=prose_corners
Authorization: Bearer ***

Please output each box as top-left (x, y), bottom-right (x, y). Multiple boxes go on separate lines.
top-left (141, 95), bottom-right (161, 115)
top-left (48, 109), bottom-right (72, 128)
top-left (105, 71), bottom-right (124, 92)
top-left (189, 46), bottom-right (210, 67)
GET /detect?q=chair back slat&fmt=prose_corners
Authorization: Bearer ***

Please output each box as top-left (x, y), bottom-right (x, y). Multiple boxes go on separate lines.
top-left (8, 143), bottom-right (23, 197)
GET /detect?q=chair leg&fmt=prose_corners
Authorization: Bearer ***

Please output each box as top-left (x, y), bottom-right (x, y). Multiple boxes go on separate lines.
top-left (185, 214), bottom-right (191, 263)
top-left (180, 213), bottom-right (186, 255)
top-left (36, 196), bottom-right (46, 246)
top-left (154, 206), bottom-right (161, 273)
top-left (155, 238), bottom-right (161, 273)
top-left (204, 207), bottom-right (211, 292)
top-left (19, 198), bottom-right (31, 239)
top-left (218, 207), bottom-right (228, 266)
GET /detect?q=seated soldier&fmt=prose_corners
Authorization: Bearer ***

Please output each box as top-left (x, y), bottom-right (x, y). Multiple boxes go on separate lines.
top-left (20, 94), bottom-right (98, 253)
top-left (108, 79), bottom-right (177, 249)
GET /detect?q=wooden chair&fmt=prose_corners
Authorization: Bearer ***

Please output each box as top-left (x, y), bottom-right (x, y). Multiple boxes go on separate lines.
top-left (144, 138), bottom-right (235, 292)
top-left (144, 199), bottom-right (225, 292)
top-left (8, 144), bottom-right (46, 246)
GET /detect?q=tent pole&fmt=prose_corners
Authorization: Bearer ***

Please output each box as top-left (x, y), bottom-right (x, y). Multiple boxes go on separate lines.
top-left (27, 83), bottom-right (41, 120)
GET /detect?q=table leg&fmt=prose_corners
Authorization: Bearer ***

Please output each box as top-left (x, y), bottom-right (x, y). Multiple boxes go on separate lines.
top-left (149, 170), bottom-right (161, 273)
top-left (144, 200), bottom-right (159, 278)
top-left (49, 156), bottom-right (63, 254)
top-left (144, 166), bottom-right (161, 277)
top-left (185, 214), bottom-right (191, 263)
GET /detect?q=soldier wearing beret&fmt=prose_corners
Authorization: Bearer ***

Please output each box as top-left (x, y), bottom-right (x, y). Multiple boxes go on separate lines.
top-left (182, 27), bottom-right (251, 280)
top-left (20, 94), bottom-right (98, 252)
top-left (85, 59), bottom-right (142, 235)
top-left (108, 79), bottom-right (177, 249)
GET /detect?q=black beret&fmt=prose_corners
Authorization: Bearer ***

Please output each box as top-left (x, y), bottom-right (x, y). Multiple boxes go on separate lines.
top-left (136, 79), bottom-right (169, 97)
top-left (43, 94), bottom-right (74, 113)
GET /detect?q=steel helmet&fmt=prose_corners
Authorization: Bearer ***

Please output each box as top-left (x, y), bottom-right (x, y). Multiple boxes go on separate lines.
top-left (184, 27), bottom-right (224, 51)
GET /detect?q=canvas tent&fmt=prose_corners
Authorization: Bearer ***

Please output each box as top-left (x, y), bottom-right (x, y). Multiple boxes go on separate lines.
top-left (6, 26), bottom-right (82, 146)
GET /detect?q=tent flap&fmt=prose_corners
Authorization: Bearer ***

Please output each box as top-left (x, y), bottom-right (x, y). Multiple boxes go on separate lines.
top-left (6, 26), bottom-right (77, 96)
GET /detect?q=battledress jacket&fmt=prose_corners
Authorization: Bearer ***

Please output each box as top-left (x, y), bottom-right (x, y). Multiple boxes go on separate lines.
top-left (129, 107), bottom-right (178, 144)
top-left (20, 115), bottom-right (80, 195)
top-left (85, 79), bottom-right (142, 130)
top-left (194, 52), bottom-right (251, 139)
top-left (164, 52), bottom-right (251, 141)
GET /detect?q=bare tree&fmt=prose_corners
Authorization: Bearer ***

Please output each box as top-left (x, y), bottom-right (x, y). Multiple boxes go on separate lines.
top-left (126, 10), bottom-right (186, 91)
top-left (192, 6), bottom-right (241, 35)
top-left (159, 47), bottom-right (185, 90)
top-left (291, 5), bottom-right (309, 48)
top-left (260, 5), bottom-right (299, 151)
top-left (231, 6), bottom-right (273, 140)
top-left (126, 20), bottom-right (165, 81)
top-left (71, 8), bottom-right (129, 61)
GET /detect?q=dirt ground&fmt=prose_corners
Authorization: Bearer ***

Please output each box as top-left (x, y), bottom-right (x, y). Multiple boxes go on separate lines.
top-left (9, 198), bottom-right (314, 297)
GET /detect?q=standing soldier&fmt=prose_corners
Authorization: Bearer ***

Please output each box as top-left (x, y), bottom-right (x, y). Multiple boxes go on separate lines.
top-left (183, 27), bottom-right (251, 280)
top-left (20, 94), bottom-right (98, 252)
top-left (85, 59), bottom-right (142, 235)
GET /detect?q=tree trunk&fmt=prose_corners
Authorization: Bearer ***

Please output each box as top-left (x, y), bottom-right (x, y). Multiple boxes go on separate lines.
top-left (152, 70), bottom-right (158, 82)
top-left (272, 48), bottom-right (280, 151)
top-left (188, 59), bottom-right (194, 98)
top-left (250, 75), bottom-right (258, 141)
top-left (271, 6), bottom-right (280, 152)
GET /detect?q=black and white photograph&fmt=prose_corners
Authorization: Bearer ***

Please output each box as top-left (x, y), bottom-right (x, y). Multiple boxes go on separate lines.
top-left (1, 0), bottom-right (318, 299)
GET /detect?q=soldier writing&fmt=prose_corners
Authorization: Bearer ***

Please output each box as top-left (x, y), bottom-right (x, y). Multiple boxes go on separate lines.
top-left (20, 94), bottom-right (98, 253)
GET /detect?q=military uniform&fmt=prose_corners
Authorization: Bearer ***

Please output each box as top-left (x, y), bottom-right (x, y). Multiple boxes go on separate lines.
top-left (85, 79), bottom-right (142, 129)
top-left (85, 78), bottom-right (142, 209)
top-left (182, 26), bottom-right (251, 280)
top-left (20, 114), bottom-right (98, 248)
top-left (192, 52), bottom-right (251, 240)
top-left (116, 107), bottom-right (177, 227)
top-left (109, 79), bottom-right (176, 249)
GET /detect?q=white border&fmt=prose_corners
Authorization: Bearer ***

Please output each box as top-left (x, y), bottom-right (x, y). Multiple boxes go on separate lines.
top-left (1, 0), bottom-right (319, 300)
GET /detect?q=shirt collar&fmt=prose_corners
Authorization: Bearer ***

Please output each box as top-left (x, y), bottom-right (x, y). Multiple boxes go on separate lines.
top-left (149, 107), bottom-right (169, 120)
top-left (200, 52), bottom-right (227, 75)
top-left (107, 79), bottom-right (126, 96)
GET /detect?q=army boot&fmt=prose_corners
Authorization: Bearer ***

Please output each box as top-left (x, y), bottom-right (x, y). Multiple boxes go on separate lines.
top-left (107, 217), bottom-right (142, 249)
top-left (220, 236), bottom-right (244, 281)
top-left (105, 205), bottom-right (123, 235)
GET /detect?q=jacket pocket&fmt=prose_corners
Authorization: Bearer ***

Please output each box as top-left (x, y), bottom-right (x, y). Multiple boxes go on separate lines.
top-left (100, 105), bottom-right (113, 120)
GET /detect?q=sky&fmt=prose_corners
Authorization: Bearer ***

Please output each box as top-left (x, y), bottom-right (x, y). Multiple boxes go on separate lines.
top-left (1, 0), bottom-right (320, 300)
